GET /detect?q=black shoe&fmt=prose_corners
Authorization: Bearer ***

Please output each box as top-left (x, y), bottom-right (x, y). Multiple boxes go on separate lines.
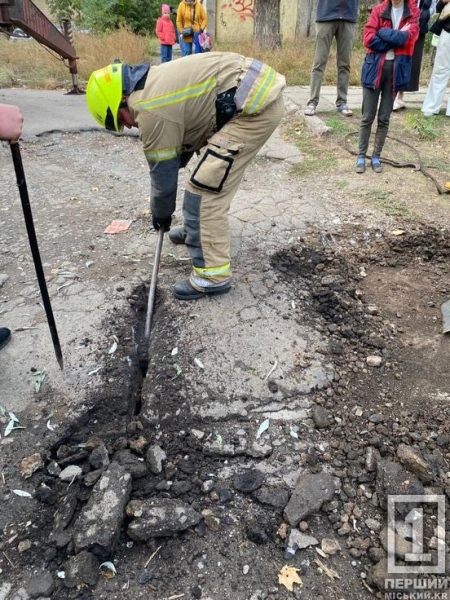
top-left (0, 327), bottom-right (11, 350)
top-left (169, 226), bottom-right (187, 245)
top-left (173, 279), bottom-right (232, 301)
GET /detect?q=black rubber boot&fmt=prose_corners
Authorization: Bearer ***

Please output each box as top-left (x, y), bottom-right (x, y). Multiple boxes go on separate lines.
top-left (168, 226), bottom-right (187, 245)
top-left (173, 279), bottom-right (232, 301)
top-left (0, 327), bottom-right (11, 350)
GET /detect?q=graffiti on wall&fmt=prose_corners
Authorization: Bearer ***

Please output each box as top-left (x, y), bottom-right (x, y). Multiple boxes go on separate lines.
top-left (220, 0), bottom-right (254, 22)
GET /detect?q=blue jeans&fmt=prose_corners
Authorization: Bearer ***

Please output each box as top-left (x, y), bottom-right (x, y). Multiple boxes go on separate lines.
top-left (181, 40), bottom-right (192, 56)
top-left (160, 45), bottom-right (172, 63)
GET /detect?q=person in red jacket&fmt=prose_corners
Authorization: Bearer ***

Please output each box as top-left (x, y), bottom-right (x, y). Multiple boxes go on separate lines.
top-left (156, 4), bottom-right (176, 63)
top-left (355, 0), bottom-right (419, 173)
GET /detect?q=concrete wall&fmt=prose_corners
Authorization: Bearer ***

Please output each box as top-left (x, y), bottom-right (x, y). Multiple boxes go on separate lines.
top-left (215, 0), bottom-right (298, 43)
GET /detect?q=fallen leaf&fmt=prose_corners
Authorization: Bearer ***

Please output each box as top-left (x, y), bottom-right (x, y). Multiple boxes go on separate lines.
top-left (315, 548), bottom-right (328, 558)
top-left (12, 490), bottom-right (32, 498)
top-left (20, 453), bottom-right (43, 478)
top-left (32, 371), bottom-right (46, 393)
top-left (278, 565), bottom-right (303, 592)
top-left (5, 412), bottom-right (24, 437)
top-left (108, 341), bottom-right (118, 355)
top-left (0, 405), bottom-right (6, 417)
top-left (104, 220), bottom-right (132, 235)
top-left (278, 523), bottom-right (288, 539)
top-left (194, 358), bottom-right (205, 370)
top-left (4, 419), bottom-right (15, 437)
top-left (46, 420), bottom-right (55, 432)
top-left (256, 418), bottom-right (270, 440)
top-left (173, 364), bottom-right (182, 376)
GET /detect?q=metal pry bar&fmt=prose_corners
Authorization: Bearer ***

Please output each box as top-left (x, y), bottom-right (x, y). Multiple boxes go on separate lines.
top-left (10, 142), bottom-right (64, 370)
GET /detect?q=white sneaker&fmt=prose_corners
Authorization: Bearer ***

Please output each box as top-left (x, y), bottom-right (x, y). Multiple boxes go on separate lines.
top-left (393, 99), bottom-right (405, 111)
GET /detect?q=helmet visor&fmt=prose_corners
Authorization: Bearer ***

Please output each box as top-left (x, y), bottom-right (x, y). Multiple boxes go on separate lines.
top-left (105, 107), bottom-right (118, 132)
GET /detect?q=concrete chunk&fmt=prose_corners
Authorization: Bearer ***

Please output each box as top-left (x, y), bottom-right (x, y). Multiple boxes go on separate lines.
top-left (64, 551), bottom-right (99, 589)
top-left (127, 498), bottom-right (201, 540)
top-left (283, 472), bottom-right (336, 526)
top-left (74, 462), bottom-right (131, 558)
top-left (397, 444), bottom-right (436, 483)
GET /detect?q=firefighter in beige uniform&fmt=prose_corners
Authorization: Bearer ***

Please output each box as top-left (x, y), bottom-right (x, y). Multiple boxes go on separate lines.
top-left (86, 52), bottom-right (285, 300)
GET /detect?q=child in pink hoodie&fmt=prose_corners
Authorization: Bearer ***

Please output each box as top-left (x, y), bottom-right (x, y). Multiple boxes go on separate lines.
top-left (156, 4), bottom-right (176, 63)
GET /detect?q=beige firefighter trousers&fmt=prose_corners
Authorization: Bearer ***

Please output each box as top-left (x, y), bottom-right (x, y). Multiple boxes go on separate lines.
top-left (183, 94), bottom-right (285, 289)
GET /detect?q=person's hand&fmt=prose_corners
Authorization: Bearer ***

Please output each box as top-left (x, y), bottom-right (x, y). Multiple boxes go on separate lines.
top-left (0, 104), bottom-right (23, 142)
top-left (401, 23), bottom-right (411, 31)
top-left (152, 215), bottom-right (172, 231)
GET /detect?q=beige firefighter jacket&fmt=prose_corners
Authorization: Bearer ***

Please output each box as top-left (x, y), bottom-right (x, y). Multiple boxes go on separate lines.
top-left (128, 52), bottom-right (285, 219)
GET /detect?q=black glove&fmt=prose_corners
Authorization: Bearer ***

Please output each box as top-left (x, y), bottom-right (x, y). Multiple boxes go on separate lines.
top-left (152, 215), bottom-right (172, 232)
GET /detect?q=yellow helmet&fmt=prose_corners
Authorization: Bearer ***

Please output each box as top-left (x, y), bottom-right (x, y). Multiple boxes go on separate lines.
top-left (86, 63), bottom-right (124, 132)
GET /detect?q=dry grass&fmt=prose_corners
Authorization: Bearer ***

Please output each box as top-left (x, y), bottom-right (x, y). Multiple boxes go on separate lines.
top-left (0, 27), bottom-right (435, 89)
top-left (215, 40), bottom-right (366, 86)
top-left (0, 27), bottom-right (159, 88)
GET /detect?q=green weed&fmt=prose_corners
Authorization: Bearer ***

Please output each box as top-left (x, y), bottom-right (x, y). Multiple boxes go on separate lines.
top-left (336, 180), bottom-right (349, 189)
top-left (404, 113), bottom-right (440, 140)
top-left (325, 117), bottom-right (354, 136)
top-left (362, 190), bottom-right (412, 218)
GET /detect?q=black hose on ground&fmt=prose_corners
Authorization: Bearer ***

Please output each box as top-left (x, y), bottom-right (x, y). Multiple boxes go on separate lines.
top-left (344, 131), bottom-right (447, 195)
